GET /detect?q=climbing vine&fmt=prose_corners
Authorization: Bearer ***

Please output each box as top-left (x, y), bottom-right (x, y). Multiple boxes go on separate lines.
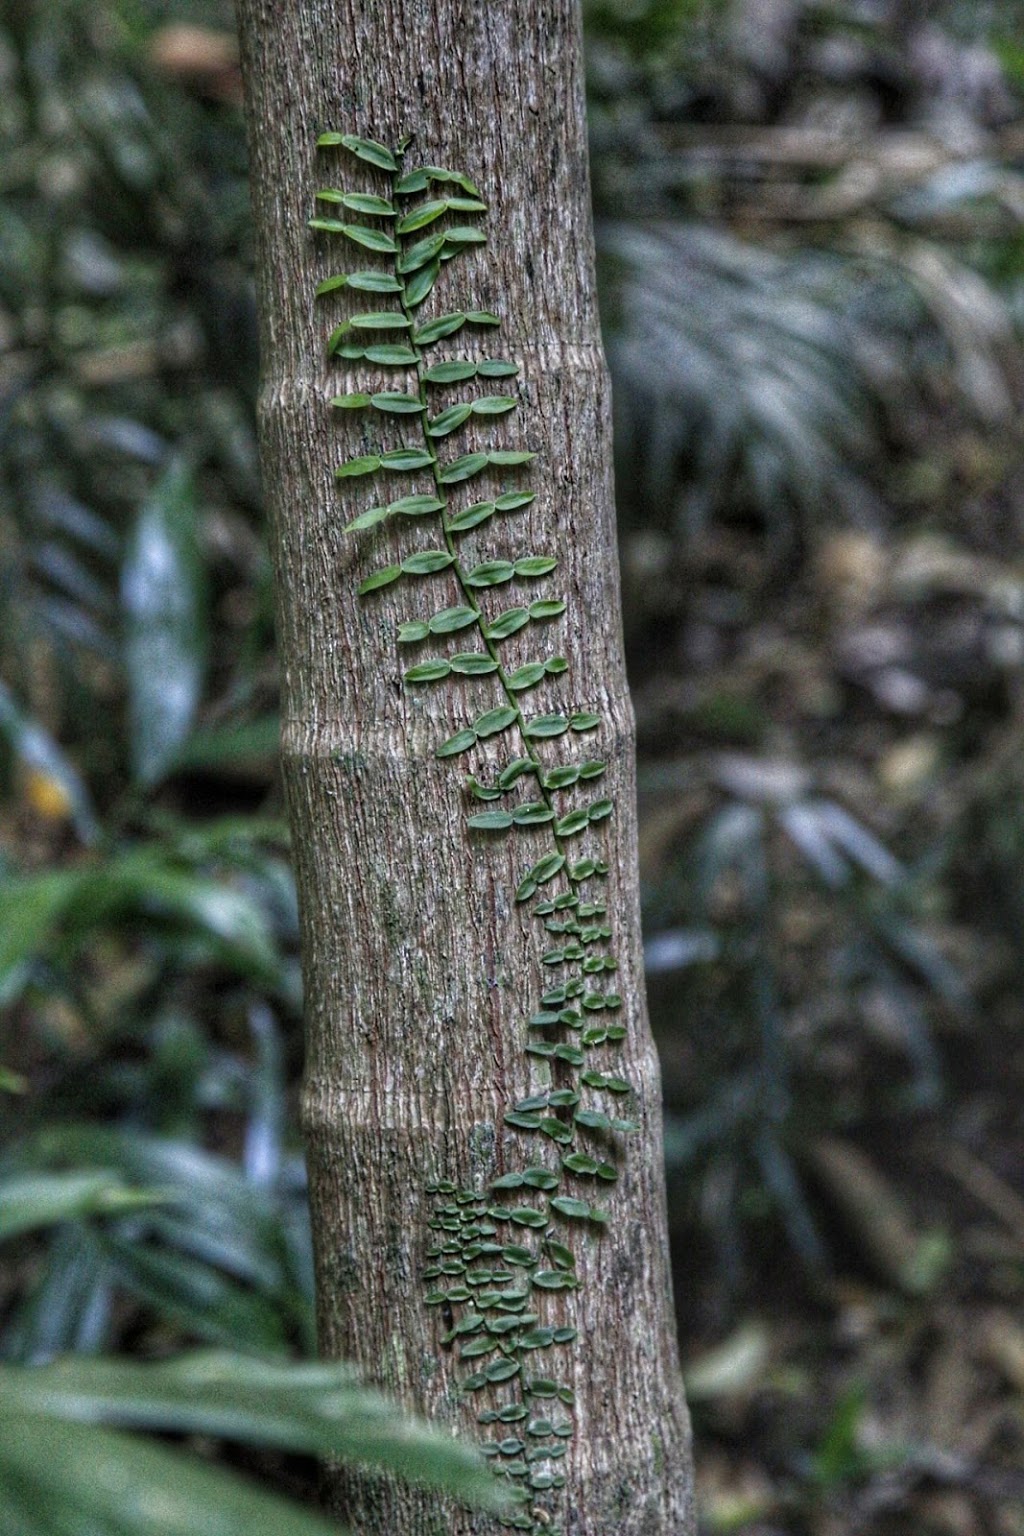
top-left (311, 131), bottom-right (635, 1535)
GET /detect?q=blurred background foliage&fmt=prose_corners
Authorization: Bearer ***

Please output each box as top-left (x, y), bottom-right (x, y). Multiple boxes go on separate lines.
top-left (2, 0), bottom-right (1024, 1532)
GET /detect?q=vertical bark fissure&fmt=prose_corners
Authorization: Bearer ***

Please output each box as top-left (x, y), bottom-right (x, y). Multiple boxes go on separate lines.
top-left (234, 3), bottom-right (695, 1533)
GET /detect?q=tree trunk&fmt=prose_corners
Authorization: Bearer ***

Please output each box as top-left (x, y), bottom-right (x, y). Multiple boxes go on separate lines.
top-left (234, 2), bottom-right (694, 1532)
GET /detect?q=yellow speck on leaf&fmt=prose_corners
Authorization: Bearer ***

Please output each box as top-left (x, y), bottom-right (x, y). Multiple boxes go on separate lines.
top-left (24, 768), bottom-right (73, 822)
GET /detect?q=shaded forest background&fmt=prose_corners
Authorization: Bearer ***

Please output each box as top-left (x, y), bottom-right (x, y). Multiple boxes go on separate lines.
top-left (3, 1), bottom-right (1024, 1533)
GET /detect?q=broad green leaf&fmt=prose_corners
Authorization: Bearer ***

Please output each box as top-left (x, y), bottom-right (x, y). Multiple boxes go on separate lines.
top-left (395, 199), bottom-right (449, 233)
top-left (474, 706), bottom-right (517, 738)
top-left (478, 360), bottom-right (519, 378)
top-left (549, 1196), bottom-right (591, 1220)
top-left (389, 494), bottom-right (444, 515)
top-left (342, 506), bottom-right (389, 533)
top-left (514, 556), bottom-right (557, 578)
top-left (438, 453), bottom-right (488, 485)
top-left (506, 664), bottom-right (546, 691)
top-left (498, 758), bottom-right (535, 788)
top-left (395, 168), bottom-right (430, 194)
top-left (397, 621), bottom-right (430, 643)
top-left (445, 501), bottom-right (494, 532)
top-left (0, 1173), bottom-right (165, 1244)
top-left (467, 812), bottom-right (513, 831)
top-left (330, 393), bottom-right (372, 410)
top-left (485, 608), bottom-right (530, 639)
top-left (404, 259), bottom-right (441, 308)
top-left (0, 1416), bottom-right (343, 1536)
top-left (524, 714), bottom-right (569, 739)
top-left (489, 450), bottom-right (535, 467)
top-left (464, 561), bottom-right (514, 588)
top-left (337, 225), bottom-right (398, 253)
top-left (437, 729), bottom-right (478, 758)
top-left (317, 191), bottom-right (395, 216)
top-left (348, 312), bottom-right (411, 331)
top-left (404, 661), bottom-right (451, 684)
top-left (429, 606), bottom-right (478, 634)
top-left (338, 133), bottom-right (398, 171)
top-left (427, 404), bottom-right (472, 437)
top-left (358, 565), bottom-right (402, 595)
top-left (380, 448), bottom-right (434, 470)
top-left (529, 598), bottom-right (566, 619)
top-left (397, 233), bottom-right (446, 274)
top-left (450, 654), bottom-right (497, 675)
top-left (364, 344), bottom-right (418, 364)
top-left (472, 396), bottom-right (517, 415)
top-left (414, 313), bottom-right (466, 346)
top-left (335, 455), bottom-right (381, 478)
top-left (121, 459), bottom-right (206, 787)
top-left (370, 392), bottom-right (423, 414)
top-left (314, 273), bottom-right (350, 296)
top-left (345, 271), bottom-right (404, 293)
top-left (512, 803), bottom-right (554, 825)
top-left (424, 360), bottom-right (477, 384)
top-left (555, 809), bottom-right (589, 837)
top-left (574, 1109), bottom-right (612, 1132)
top-left (542, 765), bottom-right (579, 790)
top-left (401, 551), bottom-right (454, 575)
top-left (444, 226), bottom-right (487, 245)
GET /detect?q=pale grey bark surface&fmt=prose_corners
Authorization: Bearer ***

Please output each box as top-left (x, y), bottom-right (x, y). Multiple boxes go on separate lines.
top-left (234, 2), bottom-right (694, 1531)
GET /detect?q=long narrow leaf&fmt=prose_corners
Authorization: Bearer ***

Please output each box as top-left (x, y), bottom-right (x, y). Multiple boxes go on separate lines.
top-left (0, 1353), bottom-right (500, 1506)
top-left (0, 1416), bottom-right (345, 1536)
top-left (121, 458), bottom-right (207, 786)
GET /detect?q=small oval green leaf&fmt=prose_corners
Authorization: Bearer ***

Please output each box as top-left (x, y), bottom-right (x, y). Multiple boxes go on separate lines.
top-left (474, 706), bottom-right (517, 738)
top-left (335, 455), bottom-right (381, 478)
top-left (404, 660), bottom-right (451, 683)
top-left (486, 608), bottom-right (530, 640)
top-left (401, 550), bottom-right (454, 575)
top-left (381, 448), bottom-right (435, 470)
top-left (358, 565), bottom-right (402, 595)
top-left (396, 198), bottom-right (449, 233)
top-left (414, 313), bottom-right (467, 346)
top-left (364, 344), bottom-right (418, 364)
top-left (429, 606), bottom-right (478, 634)
top-left (427, 404), bottom-right (473, 438)
top-left (346, 271), bottom-right (405, 293)
top-left (450, 654), bottom-right (498, 675)
top-left (437, 728), bottom-right (478, 758)
top-left (514, 556), bottom-right (558, 579)
top-left (465, 560), bottom-right (514, 589)
top-left (467, 811), bottom-right (513, 831)
top-left (404, 258), bottom-right (441, 308)
top-left (349, 311), bottom-right (411, 330)
top-left (438, 453), bottom-right (488, 485)
top-left (338, 134), bottom-right (398, 171)
top-left (472, 395), bottom-right (517, 415)
top-left (424, 360), bottom-right (477, 384)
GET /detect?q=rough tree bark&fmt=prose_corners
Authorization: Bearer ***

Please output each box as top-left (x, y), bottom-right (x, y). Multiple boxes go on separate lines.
top-left (234, 2), bottom-right (694, 1532)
